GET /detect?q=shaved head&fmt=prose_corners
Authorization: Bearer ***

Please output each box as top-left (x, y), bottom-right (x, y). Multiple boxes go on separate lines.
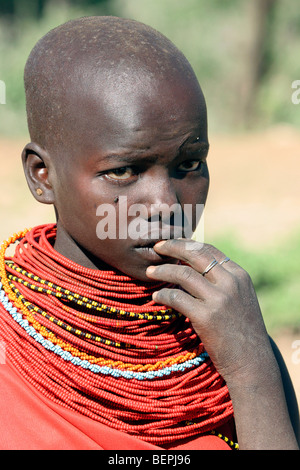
top-left (22, 16), bottom-right (208, 279)
top-left (24, 16), bottom-right (200, 156)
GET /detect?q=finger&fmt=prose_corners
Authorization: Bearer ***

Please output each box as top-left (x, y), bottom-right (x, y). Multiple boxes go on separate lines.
top-left (200, 244), bottom-right (229, 265)
top-left (153, 287), bottom-right (202, 323)
top-left (154, 239), bottom-right (215, 271)
top-left (202, 246), bottom-right (240, 275)
top-left (153, 240), bottom-right (222, 277)
top-left (154, 239), bottom-right (238, 279)
top-left (146, 263), bottom-right (214, 299)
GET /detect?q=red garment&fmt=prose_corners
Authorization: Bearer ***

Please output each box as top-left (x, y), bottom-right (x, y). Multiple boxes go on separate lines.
top-left (0, 357), bottom-right (234, 450)
top-left (0, 226), bottom-right (236, 450)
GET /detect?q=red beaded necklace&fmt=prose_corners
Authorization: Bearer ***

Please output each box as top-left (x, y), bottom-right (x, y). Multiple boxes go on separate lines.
top-left (0, 224), bottom-right (234, 446)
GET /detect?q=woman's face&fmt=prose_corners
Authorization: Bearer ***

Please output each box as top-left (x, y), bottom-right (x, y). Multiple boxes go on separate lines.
top-left (50, 71), bottom-right (210, 281)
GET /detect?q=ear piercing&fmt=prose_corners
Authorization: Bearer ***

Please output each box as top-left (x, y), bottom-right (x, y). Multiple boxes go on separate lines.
top-left (114, 196), bottom-right (119, 203)
top-left (36, 188), bottom-right (43, 196)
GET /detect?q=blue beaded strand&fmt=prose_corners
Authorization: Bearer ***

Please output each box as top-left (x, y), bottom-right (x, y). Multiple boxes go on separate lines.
top-left (0, 282), bottom-right (209, 380)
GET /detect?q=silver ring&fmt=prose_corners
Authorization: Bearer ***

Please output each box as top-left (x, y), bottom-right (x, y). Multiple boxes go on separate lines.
top-left (219, 257), bottom-right (230, 265)
top-left (201, 259), bottom-right (218, 276)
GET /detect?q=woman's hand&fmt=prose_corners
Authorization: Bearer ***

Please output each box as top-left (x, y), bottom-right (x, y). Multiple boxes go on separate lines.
top-left (146, 239), bottom-right (299, 449)
top-left (146, 238), bottom-right (272, 386)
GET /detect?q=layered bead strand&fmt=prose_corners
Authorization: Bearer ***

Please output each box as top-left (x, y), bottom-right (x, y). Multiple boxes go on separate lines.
top-left (0, 225), bottom-right (234, 446)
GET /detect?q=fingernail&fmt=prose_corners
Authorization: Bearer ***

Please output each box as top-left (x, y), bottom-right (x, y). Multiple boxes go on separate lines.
top-left (152, 291), bottom-right (159, 300)
top-left (146, 266), bottom-right (156, 274)
top-left (155, 240), bottom-right (166, 248)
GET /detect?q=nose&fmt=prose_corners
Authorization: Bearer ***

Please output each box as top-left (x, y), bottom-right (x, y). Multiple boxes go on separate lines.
top-left (137, 170), bottom-right (188, 241)
top-left (140, 168), bottom-right (180, 217)
top-left (127, 168), bottom-right (194, 240)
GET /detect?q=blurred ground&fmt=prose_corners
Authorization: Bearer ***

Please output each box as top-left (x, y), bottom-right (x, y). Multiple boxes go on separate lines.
top-left (207, 125), bottom-right (300, 409)
top-left (205, 125), bottom-right (300, 248)
top-left (1, 125), bottom-right (300, 408)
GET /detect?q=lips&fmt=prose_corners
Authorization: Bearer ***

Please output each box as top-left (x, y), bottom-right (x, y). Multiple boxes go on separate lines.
top-left (134, 239), bottom-right (162, 249)
top-left (132, 238), bottom-right (175, 265)
top-left (131, 223), bottom-right (183, 263)
top-left (133, 224), bottom-right (184, 247)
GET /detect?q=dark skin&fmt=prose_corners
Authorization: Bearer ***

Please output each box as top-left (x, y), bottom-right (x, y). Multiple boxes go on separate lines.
top-left (23, 71), bottom-right (209, 282)
top-left (22, 60), bottom-right (299, 449)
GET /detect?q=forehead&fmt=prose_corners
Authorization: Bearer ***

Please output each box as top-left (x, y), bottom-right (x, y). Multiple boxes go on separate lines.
top-left (64, 66), bottom-right (207, 158)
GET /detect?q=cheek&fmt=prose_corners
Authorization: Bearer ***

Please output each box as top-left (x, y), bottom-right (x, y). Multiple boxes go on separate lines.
top-left (195, 166), bottom-right (210, 205)
top-left (181, 174), bottom-right (209, 231)
top-left (179, 171), bottom-right (209, 206)
top-left (54, 177), bottom-right (110, 234)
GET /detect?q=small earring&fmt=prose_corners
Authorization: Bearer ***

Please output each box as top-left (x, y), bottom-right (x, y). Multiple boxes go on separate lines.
top-left (114, 196), bottom-right (119, 203)
top-left (36, 188), bottom-right (43, 196)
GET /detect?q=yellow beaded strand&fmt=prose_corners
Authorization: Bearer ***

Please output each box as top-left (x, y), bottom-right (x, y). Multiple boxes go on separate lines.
top-left (0, 230), bottom-right (199, 372)
top-left (210, 430), bottom-right (239, 450)
top-left (7, 262), bottom-right (177, 321)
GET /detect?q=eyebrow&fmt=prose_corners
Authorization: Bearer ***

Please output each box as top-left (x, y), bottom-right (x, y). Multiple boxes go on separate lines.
top-left (101, 141), bottom-right (209, 164)
top-left (101, 153), bottom-right (157, 164)
top-left (180, 141), bottom-right (210, 152)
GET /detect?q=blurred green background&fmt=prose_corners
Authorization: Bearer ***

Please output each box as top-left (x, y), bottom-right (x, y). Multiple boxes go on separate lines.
top-left (1, 0), bottom-right (300, 135)
top-left (0, 0), bottom-right (300, 335)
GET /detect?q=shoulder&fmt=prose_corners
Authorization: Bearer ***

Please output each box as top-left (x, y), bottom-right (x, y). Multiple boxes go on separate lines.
top-left (269, 336), bottom-right (300, 444)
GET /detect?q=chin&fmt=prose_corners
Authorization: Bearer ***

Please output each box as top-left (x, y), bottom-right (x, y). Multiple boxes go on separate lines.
top-left (120, 258), bottom-right (178, 283)
top-left (116, 264), bottom-right (154, 282)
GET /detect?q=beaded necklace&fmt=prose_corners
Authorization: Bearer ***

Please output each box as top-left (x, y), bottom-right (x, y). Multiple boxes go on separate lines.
top-left (0, 224), bottom-right (236, 447)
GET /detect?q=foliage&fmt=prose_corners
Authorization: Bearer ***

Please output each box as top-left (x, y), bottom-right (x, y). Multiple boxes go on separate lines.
top-left (0, 0), bottom-right (299, 334)
top-left (1, 0), bottom-right (300, 136)
top-left (208, 229), bottom-right (300, 335)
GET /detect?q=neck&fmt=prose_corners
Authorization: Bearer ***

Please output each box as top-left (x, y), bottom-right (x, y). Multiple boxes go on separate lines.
top-left (10, 224), bottom-right (168, 311)
top-left (54, 224), bottom-right (160, 305)
top-left (54, 224), bottom-right (112, 271)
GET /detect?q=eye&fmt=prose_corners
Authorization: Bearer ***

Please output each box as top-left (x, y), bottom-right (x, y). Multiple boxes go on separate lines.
top-left (106, 167), bottom-right (135, 180)
top-left (177, 160), bottom-right (202, 172)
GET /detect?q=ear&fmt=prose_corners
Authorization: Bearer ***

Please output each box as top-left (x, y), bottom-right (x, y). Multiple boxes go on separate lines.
top-left (22, 142), bottom-right (55, 204)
